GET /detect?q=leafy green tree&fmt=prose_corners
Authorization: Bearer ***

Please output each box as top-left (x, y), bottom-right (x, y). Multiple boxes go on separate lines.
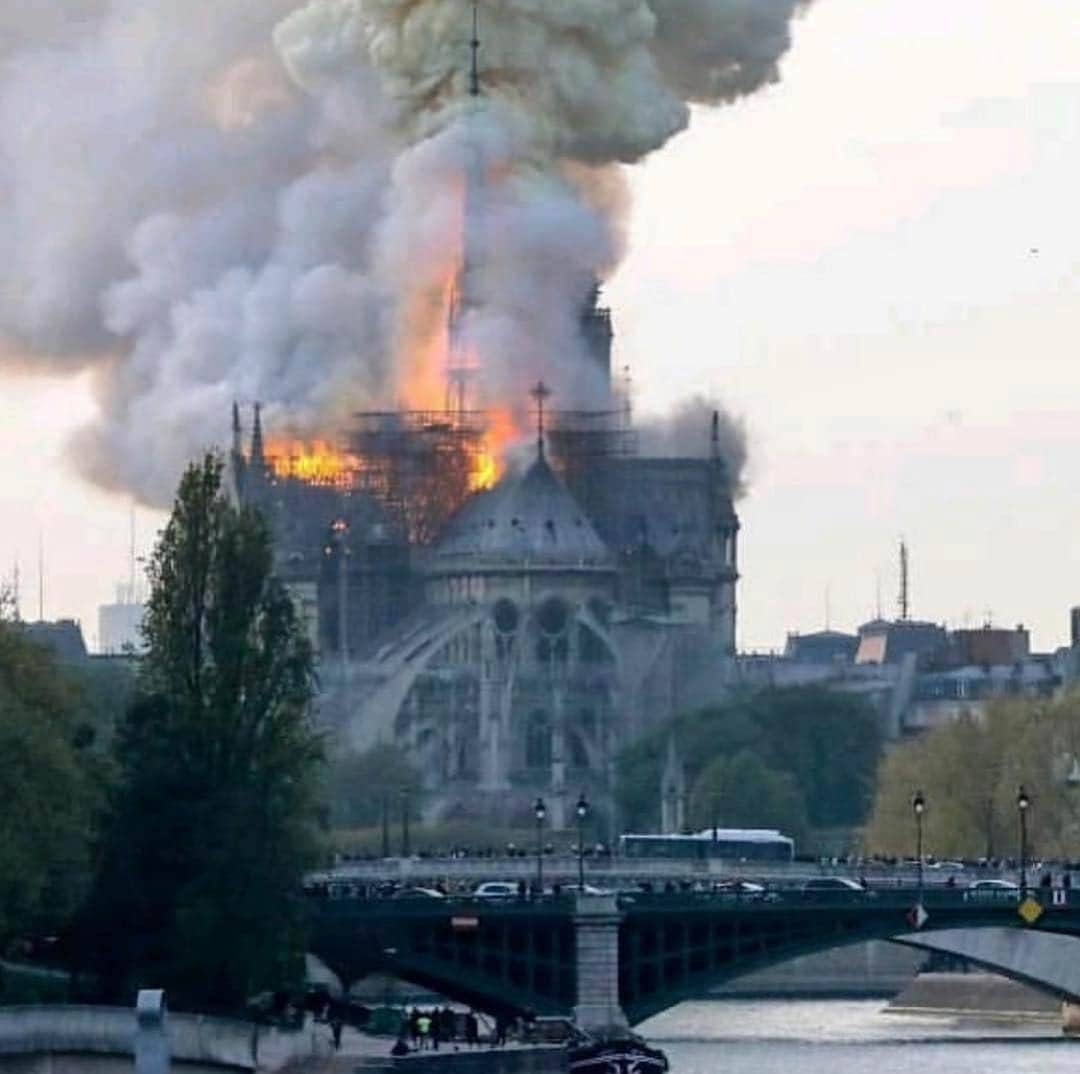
top-left (753, 687), bottom-right (882, 827)
top-left (864, 695), bottom-right (1080, 860)
top-left (687, 750), bottom-right (809, 843)
top-left (0, 618), bottom-right (100, 945)
top-left (615, 686), bottom-right (882, 835)
top-left (325, 744), bottom-right (422, 831)
top-left (82, 455), bottom-right (323, 1011)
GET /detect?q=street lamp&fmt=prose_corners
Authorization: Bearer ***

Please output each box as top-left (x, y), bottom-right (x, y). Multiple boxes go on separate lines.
top-left (381, 792), bottom-right (390, 859)
top-left (400, 787), bottom-right (411, 859)
top-left (1017, 785), bottom-right (1031, 896)
top-left (576, 793), bottom-right (589, 890)
top-left (534, 797), bottom-right (546, 896)
top-left (912, 790), bottom-right (926, 902)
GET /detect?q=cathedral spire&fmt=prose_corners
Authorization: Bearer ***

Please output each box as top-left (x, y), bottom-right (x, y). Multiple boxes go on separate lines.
top-left (469, 2), bottom-right (481, 98)
top-left (531, 380), bottom-right (552, 460)
top-left (251, 402), bottom-right (265, 466)
top-left (232, 401), bottom-right (243, 458)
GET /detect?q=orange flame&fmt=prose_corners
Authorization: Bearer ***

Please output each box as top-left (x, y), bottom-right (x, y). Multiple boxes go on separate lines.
top-left (469, 406), bottom-right (517, 492)
top-left (265, 439), bottom-right (357, 487)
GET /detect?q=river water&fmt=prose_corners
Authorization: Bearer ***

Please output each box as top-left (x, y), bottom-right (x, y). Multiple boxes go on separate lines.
top-left (639, 1000), bottom-right (1077, 1074)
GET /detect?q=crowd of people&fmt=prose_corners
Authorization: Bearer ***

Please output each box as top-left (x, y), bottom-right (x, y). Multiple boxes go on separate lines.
top-left (388, 1006), bottom-right (515, 1054)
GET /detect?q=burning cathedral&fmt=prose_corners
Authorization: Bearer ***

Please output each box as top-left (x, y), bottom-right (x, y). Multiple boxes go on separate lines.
top-left (229, 16), bottom-right (742, 832)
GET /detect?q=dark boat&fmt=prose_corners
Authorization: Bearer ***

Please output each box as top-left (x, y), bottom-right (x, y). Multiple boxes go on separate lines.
top-left (567, 1034), bottom-right (669, 1074)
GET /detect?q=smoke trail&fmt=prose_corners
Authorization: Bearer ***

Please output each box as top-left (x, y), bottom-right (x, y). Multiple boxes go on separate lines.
top-left (0, 0), bottom-right (807, 503)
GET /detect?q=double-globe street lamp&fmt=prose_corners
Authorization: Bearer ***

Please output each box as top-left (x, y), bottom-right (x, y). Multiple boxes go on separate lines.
top-left (1017, 785), bottom-right (1031, 896)
top-left (912, 789), bottom-right (926, 902)
top-left (534, 797), bottom-right (547, 896)
top-left (576, 792), bottom-right (589, 891)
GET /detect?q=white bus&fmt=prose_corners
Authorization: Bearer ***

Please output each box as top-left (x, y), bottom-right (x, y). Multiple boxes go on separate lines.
top-left (619, 829), bottom-right (795, 863)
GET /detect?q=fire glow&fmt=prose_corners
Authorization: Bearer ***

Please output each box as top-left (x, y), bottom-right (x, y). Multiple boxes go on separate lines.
top-left (266, 439), bottom-right (357, 487)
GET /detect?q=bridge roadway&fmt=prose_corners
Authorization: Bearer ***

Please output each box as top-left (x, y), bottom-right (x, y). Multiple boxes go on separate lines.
top-left (307, 887), bottom-right (1080, 1028)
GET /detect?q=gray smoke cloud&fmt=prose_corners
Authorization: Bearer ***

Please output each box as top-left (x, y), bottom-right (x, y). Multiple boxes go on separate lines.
top-left (637, 395), bottom-right (748, 497)
top-left (0, 0), bottom-right (806, 503)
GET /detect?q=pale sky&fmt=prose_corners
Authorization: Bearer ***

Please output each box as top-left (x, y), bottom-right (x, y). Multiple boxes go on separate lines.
top-left (3, 0), bottom-right (1080, 653)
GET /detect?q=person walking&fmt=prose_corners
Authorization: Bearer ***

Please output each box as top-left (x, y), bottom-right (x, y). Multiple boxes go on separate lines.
top-left (417, 1011), bottom-right (432, 1050)
top-left (465, 1011), bottom-right (479, 1048)
top-left (440, 1006), bottom-right (456, 1044)
top-left (409, 1007), bottom-right (421, 1048)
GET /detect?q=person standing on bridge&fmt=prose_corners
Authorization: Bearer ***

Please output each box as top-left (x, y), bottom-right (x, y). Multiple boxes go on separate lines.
top-left (417, 1011), bottom-right (432, 1049)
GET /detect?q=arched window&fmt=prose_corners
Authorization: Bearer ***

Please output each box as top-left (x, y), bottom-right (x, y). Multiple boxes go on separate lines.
top-left (526, 709), bottom-right (551, 769)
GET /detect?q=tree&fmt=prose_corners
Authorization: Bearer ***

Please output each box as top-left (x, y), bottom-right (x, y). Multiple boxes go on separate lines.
top-left (687, 751), bottom-right (809, 844)
top-left (864, 694), bottom-right (1080, 860)
top-left (614, 686), bottom-right (882, 836)
top-left (0, 620), bottom-right (100, 945)
top-left (324, 744), bottom-right (422, 831)
top-left (82, 455), bottom-right (323, 1011)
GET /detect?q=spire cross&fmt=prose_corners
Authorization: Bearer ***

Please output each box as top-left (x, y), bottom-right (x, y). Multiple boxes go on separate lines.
top-left (530, 380), bottom-right (552, 459)
top-left (469, 2), bottom-right (481, 97)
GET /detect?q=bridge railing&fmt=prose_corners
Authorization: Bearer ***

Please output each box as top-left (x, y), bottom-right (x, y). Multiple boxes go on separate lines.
top-left (307, 885), bottom-right (1079, 914)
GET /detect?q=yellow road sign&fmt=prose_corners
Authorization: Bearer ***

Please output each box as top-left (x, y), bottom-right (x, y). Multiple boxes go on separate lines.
top-left (1018, 897), bottom-right (1044, 925)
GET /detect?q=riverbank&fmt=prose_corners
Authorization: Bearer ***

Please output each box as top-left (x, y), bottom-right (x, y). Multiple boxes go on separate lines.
top-left (886, 973), bottom-right (1060, 1023)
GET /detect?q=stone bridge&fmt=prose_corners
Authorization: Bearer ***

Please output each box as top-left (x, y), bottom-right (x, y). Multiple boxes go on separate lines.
top-left (308, 888), bottom-right (1080, 1027)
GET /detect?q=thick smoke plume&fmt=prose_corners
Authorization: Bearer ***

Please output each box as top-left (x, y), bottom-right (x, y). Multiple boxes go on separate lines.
top-left (638, 395), bottom-right (748, 497)
top-left (0, 0), bottom-right (805, 504)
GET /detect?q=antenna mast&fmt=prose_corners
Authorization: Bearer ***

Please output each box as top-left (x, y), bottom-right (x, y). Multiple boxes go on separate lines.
top-left (898, 540), bottom-right (910, 622)
top-left (37, 531), bottom-right (44, 622)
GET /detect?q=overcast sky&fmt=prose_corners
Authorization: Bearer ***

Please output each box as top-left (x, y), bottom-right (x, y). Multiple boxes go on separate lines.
top-left (2, 0), bottom-right (1079, 653)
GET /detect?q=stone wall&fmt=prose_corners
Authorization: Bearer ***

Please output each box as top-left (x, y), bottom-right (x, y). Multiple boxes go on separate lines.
top-left (0, 1006), bottom-right (330, 1072)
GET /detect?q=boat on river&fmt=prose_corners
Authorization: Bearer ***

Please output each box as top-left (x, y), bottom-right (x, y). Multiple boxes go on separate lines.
top-left (567, 1034), bottom-right (669, 1074)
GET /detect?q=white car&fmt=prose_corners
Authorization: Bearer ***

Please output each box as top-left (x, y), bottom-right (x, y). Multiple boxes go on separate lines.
top-left (391, 886), bottom-right (446, 900)
top-left (801, 877), bottom-right (872, 898)
top-left (966, 879), bottom-right (1020, 900)
top-left (473, 881), bottom-right (520, 899)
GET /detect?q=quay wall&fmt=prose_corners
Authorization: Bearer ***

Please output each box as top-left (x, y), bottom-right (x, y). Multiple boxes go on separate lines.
top-left (0, 1006), bottom-right (329, 1072)
top-left (887, 973), bottom-right (1059, 1021)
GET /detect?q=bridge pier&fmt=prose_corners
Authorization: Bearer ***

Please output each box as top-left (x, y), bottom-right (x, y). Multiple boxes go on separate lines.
top-left (573, 894), bottom-right (627, 1036)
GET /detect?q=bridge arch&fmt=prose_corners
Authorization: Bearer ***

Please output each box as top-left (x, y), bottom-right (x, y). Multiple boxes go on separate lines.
top-left (308, 894), bottom-right (1080, 1028)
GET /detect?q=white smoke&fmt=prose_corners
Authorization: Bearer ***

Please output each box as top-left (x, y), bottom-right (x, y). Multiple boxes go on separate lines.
top-left (0, 0), bottom-right (806, 503)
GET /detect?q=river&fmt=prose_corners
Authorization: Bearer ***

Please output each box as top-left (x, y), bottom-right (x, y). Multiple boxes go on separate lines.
top-left (639, 999), bottom-right (1077, 1074)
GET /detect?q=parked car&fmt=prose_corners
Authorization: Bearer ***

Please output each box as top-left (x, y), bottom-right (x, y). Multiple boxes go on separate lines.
top-left (473, 881), bottom-right (520, 899)
top-left (557, 883), bottom-right (612, 896)
top-left (965, 878), bottom-right (1020, 901)
top-left (391, 886), bottom-right (446, 900)
top-left (800, 877), bottom-right (872, 898)
top-left (712, 879), bottom-right (774, 901)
